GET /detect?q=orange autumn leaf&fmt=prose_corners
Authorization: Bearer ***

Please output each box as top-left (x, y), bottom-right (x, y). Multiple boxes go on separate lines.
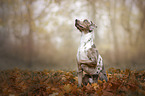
top-left (0, 68), bottom-right (145, 96)
top-left (63, 84), bottom-right (72, 93)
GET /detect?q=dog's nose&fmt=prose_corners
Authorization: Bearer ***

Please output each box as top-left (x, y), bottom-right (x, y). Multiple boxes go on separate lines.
top-left (75, 19), bottom-right (78, 22)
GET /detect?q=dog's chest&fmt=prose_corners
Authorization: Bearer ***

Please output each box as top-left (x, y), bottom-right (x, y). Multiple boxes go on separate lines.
top-left (77, 33), bottom-right (94, 61)
top-left (77, 44), bottom-right (91, 61)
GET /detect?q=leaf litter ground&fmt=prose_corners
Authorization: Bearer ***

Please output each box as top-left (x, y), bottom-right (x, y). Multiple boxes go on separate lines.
top-left (0, 68), bottom-right (145, 96)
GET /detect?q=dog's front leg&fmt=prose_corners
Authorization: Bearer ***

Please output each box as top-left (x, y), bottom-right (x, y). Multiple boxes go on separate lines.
top-left (78, 63), bottom-right (83, 87)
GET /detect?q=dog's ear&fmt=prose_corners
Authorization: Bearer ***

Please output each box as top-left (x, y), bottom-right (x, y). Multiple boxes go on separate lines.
top-left (89, 21), bottom-right (97, 32)
top-left (90, 21), bottom-right (97, 28)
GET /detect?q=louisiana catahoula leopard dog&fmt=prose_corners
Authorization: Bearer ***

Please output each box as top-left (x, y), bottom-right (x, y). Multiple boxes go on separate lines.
top-left (75, 19), bottom-right (108, 86)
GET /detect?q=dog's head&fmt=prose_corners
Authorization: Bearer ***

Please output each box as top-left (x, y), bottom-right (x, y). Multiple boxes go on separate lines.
top-left (75, 19), bottom-right (97, 33)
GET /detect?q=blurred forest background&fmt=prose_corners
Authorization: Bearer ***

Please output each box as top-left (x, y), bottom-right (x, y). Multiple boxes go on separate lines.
top-left (0, 0), bottom-right (145, 71)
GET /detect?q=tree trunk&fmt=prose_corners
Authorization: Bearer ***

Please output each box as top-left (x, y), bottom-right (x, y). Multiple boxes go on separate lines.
top-left (25, 1), bottom-right (33, 68)
top-left (111, 0), bottom-right (119, 65)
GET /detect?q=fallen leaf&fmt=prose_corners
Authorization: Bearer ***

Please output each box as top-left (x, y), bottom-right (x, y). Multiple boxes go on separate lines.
top-left (63, 84), bottom-right (72, 93)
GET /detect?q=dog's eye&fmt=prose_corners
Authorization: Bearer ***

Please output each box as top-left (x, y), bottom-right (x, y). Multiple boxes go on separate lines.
top-left (89, 30), bottom-right (92, 32)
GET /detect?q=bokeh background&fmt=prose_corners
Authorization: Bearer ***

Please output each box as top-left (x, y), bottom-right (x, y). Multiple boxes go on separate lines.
top-left (0, 0), bottom-right (145, 71)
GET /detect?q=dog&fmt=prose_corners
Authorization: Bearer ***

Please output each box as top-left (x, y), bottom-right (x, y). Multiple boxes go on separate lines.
top-left (75, 19), bottom-right (108, 86)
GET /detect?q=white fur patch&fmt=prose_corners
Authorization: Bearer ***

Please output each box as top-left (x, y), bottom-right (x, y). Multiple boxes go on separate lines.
top-left (95, 55), bottom-right (103, 74)
top-left (77, 32), bottom-right (94, 61)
